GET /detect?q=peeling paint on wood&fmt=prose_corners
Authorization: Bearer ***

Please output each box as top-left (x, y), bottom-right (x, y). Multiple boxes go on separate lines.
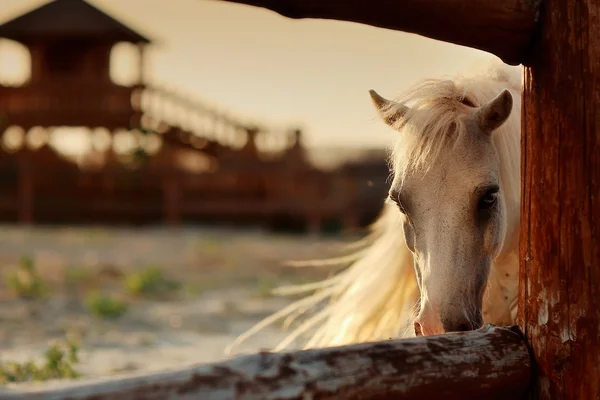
top-left (0, 325), bottom-right (530, 400)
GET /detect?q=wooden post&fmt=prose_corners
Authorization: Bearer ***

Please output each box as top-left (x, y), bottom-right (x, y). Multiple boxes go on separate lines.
top-left (519, 0), bottom-right (600, 398)
top-left (307, 214), bottom-right (321, 235)
top-left (343, 213), bottom-right (360, 233)
top-left (17, 155), bottom-right (34, 224)
top-left (163, 177), bottom-right (181, 226)
top-left (0, 325), bottom-right (531, 400)
top-left (342, 174), bottom-right (360, 232)
top-left (137, 44), bottom-right (146, 85)
top-left (305, 177), bottom-right (322, 235)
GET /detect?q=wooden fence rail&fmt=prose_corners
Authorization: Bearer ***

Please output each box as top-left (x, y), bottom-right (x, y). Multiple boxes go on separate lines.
top-left (217, 0), bottom-right (540, 66)
top-left (0, 325), bottom-right (530, 400)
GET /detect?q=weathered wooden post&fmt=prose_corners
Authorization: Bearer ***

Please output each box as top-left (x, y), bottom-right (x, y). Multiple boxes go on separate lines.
top-left (518, 0), bottom-right (600, 398)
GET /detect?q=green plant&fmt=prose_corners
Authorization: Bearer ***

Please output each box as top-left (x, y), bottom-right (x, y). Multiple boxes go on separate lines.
top-left (5, 256), bottom-right (46, 299)
top-left (85, 291), bottom-right (128, 319)
top-left (124, 266), bottom-right (180, 297)
top-left (64, 266), bottom-right (94, 286)
top-left (0, 338), bottom-right (80, 384)
top-left (183, 282), bottom-right (203, 297)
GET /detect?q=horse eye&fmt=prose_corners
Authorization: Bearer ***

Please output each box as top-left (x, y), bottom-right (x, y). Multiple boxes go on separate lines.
top-left (478, 190), bottom-right (498, 210)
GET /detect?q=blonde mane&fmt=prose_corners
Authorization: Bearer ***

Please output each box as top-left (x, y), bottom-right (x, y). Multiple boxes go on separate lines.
top-left (387, 63), bottom-right (521, 218)
top-left (226, 59), bottom-right (523, 354)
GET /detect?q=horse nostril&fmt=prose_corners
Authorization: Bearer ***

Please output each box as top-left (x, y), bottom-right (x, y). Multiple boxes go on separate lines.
top-left (442, 317), bottom-right (474, 333)
top-left (414, 321), bottom-right (423, 336)
top-left (457, 323), bottom-right (471, 332)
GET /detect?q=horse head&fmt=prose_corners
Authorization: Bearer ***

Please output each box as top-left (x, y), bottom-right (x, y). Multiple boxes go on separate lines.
top-left (370, 84), bottom-right (514, 335)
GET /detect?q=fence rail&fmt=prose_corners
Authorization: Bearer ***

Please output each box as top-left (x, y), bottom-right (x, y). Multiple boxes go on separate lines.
top-left (0, 325), bottom-right (531, 400)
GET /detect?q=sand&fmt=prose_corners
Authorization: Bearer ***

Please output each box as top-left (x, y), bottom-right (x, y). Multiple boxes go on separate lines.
top-left (0, 225), bottom-right (357, 381)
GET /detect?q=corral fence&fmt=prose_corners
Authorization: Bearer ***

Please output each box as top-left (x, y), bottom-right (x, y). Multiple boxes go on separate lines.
top-left (1, 0), bottom-right (598, 398)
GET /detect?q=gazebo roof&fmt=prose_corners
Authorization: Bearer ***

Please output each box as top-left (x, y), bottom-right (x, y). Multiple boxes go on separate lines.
top-left (0, 0), bottom-right (151, 44)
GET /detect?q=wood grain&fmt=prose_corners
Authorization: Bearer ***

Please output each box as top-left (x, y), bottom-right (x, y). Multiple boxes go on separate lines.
top-left (216, 0), bottom-right (540, 65)
top-left (519, 0), bottom-right (600, 398)
top-left (0, 325), bottom-right (530, 400)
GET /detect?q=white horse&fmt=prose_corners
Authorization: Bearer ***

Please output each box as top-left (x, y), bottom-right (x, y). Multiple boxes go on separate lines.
top-left (227, 59), bottom-right (523, 353)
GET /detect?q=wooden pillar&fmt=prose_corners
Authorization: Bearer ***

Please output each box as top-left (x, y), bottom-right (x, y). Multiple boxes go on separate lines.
top-left (342, 174), bottom-right (359, 232)
top-left (342, 213), bottom-right (359, 233)
top-left (17, 156), bottom-right (33, 224)
top-left (307, 214), bottom-right (321, 235)
top-left (519, 0), bottom-right (599, 398)
top-left (163, 177), bottom-right (181, 226)
top-left (137, 43), bottom-right (146, 84)
top-left (304, 174), bottom-right (321, 235)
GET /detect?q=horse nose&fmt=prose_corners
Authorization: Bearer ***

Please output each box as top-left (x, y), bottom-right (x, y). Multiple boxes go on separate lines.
top-left (414, 311), bottom-right (444, 336)
top-left (441, 312), bottom-right (482, 333)
top-left (444, 318), bottom-right (473, 332)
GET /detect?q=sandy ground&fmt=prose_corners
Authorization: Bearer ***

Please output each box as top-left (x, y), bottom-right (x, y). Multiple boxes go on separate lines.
top-left (0, 225), bottom-right (358, 382)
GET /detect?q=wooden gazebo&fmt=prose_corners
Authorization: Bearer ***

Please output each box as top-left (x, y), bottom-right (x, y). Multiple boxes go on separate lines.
top-left (0, 0), bottom-right (150, 129)
top-left (0, 0), bottom-right (386, 232)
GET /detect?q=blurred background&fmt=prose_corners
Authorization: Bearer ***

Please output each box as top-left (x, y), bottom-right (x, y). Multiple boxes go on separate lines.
top-left (0, 0), bottom-right (494, 385)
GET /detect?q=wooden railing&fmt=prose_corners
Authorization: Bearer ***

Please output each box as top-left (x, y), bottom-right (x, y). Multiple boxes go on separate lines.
top-left (0, 82), bottom-right (135, 128)
top-left (136, 84), bottom-right (296, 153)
top-left (0, 325), bottom-right (531, 400)
top-left (0, 160), bottom-right (380, 229)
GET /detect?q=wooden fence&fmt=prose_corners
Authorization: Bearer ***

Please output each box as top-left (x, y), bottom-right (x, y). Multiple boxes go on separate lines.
top-left (1, 0), bottom-right (598, 398)
top-left (0, 326), bottom-right (530, 399)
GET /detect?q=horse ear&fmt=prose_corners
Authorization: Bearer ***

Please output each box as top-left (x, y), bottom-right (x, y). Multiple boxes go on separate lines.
top-left (369, 90), bottom-right (409, 127)
top-left (476, 89), bottom-right (513, 134)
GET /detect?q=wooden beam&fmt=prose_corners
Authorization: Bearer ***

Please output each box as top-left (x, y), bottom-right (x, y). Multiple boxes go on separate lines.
top-left (519, 0), bottom-right (600, 397)
top-left (0, 325), bottom-right (530, 400)
top-left (216, 0), bottom-right (540, 66)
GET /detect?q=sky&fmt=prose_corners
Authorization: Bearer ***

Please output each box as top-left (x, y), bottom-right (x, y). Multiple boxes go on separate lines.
top-left (0, 0), bottom-right (497, 152)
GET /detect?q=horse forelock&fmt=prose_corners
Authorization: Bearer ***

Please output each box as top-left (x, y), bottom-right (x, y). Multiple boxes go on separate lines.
top-left (386, 79), bottom-right (467, 184)
top-left (387, 67), bottom-right (522, 213)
